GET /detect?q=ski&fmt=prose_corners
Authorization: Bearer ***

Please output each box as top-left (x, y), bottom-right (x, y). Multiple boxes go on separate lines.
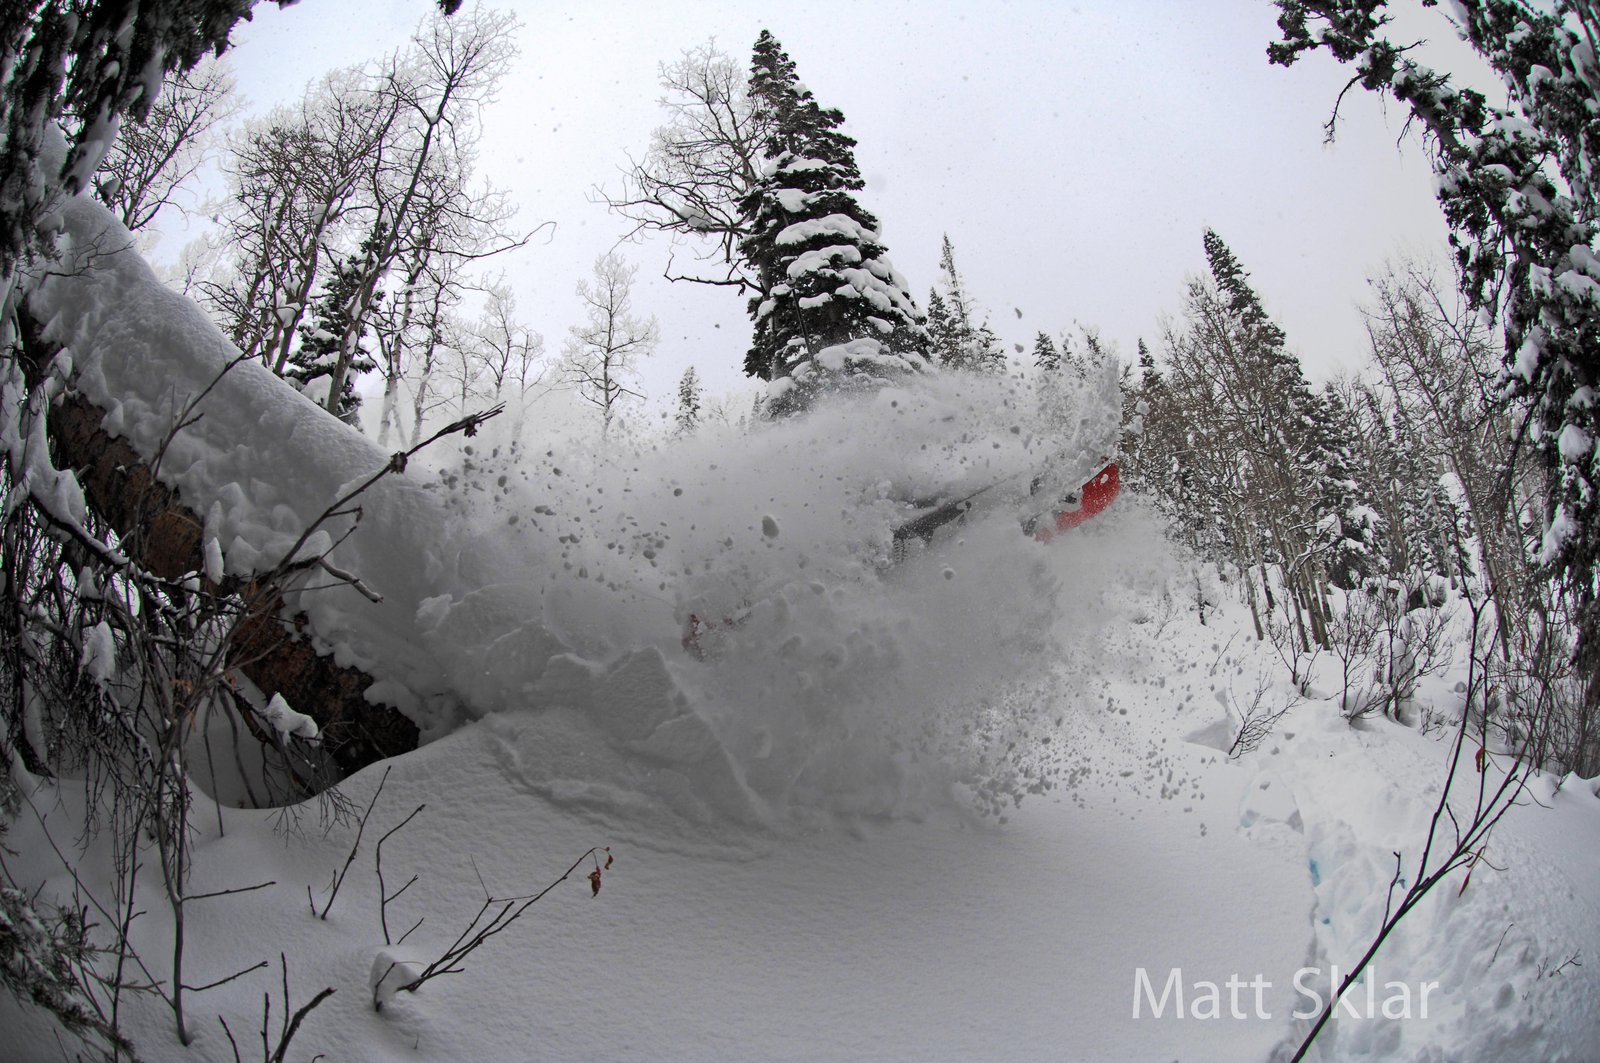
top-left (684, 462), bottom-right (1121, 659)
top-left (891, 461), bottom-right (1121, 552)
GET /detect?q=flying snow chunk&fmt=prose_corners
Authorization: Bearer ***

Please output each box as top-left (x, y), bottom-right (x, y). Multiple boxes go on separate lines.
top-left (762, 515), bottom-right (780, 538)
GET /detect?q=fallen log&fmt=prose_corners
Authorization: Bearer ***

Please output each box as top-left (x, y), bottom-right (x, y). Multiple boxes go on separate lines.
top-left (18, 307), bottom-right (418, 777)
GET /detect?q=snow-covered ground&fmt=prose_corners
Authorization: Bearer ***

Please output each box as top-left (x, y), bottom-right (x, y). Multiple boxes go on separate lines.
top-left (6, 194), bottom-right (1599, 1062)
top-left (7, 492), bottom-right (1599, 1061)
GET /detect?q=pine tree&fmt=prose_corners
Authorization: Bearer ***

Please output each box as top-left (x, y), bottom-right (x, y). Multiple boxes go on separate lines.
top-left (1146, 229), bottom-right (1338, 648)
top-left (1203, 229), bottom-right (1287, 352)
top-left (1306, 385), bottom-right (1381, 590)
top-left (1347, 380), bottom-right (1471, 592)
top-left (288, 243), bottom-right (381, 423)
top-left (1117, 337), bottom-right (1152, 459)
top-left (1272, 2), bottom-right (1600, 626)
top-left (926, 291), bottom-right (957, 365)
top-left (1079, 326), bottom-right (1111, 372)
top-left (1136, 337), bottom-right (1160, 390)
top-left (738, 30), bottom-right (928, 413)
top-left (1056, 332), bottom-right (1089, 380)
top-left (972, 322), bottom-right (1006, 373)
top-left (1, 0), bottom-right (264, 274)
top-left (928, 234), bottom-right (1005, 372)
top-left (1032, 331), bottom-right (1060, 372)
top-left (675, 365), bottom-right (703, 436)
top-left (1201, 229), bottom-right (1325, 477)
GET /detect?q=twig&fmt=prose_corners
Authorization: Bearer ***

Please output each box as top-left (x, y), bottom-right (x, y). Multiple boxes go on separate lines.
top-left (1488, 923), bottom-right (1514, 969)
top-left (315, 557), bottom-right (382, 603)
top-left (269, 404), bottom-right (504, 580)
top-left (396, 915), bottom-right (424, 947)
top-left (316, 767), bottom-right (390, 920)
top-left (384, 847), bottom-right (609, 1006)
top-left (182, 959), bottom-right (269, 994)
top-left (376, 803), bottom-right (426, 946)
top-left (271, 953), bottom-right (333, 1063)
top-left (184, 880), bottom-right (275, 903)
top-left (219, 1014), bottom-right (243, 1063)
top-left (1549, 952), bottom-right (1582, 977)
top-left (1380, 851), bottom-right (1403, 926)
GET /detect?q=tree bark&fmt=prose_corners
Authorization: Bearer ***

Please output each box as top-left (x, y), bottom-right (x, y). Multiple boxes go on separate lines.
top-left (18, 311), bottom-right (418, 777)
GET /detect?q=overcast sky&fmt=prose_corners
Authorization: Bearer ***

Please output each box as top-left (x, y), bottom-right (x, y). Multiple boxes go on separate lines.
top-left (212, 0), bottom-right (1473, 414)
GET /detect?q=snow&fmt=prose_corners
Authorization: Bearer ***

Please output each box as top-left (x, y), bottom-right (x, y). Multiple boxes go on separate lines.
top-left (775, 212), bottom-right (880, 246)
top-left (1557, 421), bottom-right (1592, 463)
top-left (775, 155), bottom-right (831, 174)
top-left (6, 184), bottom-right (1598, 1063)
top-left (1513, 324), bottom-right (1547, 382)
top-left (260, 692), bottom-right (320, 740)
top-left (7, 514), bottom-right (1598, 1060)
top-left (774, 188), bottom-right (817, 213)
top-left (1555, 267), bottom-right (1600, 304)
top-left (1541, 503), bottom-right (1577, 563)
top-left (784, 242), bottom-right (863, 278)
top-left (0, 349), bottom-right (93, 537)
top-left (81, 621), bottom-right (116, 684)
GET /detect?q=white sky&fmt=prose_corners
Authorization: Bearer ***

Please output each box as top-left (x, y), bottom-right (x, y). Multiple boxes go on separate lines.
top-left (211, 0), bottom-right (1471, 415)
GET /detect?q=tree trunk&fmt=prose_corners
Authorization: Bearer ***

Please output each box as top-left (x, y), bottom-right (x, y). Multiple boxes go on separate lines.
top-left (18, 312), bottom-right (417, 776)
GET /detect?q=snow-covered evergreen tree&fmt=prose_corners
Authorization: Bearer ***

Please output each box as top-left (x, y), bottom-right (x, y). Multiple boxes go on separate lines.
top-left (675, 365), bottom-right (703, 437)
top-left (1272, 0), bottom-right (1600, 685)
top-left (738, 30), bottom-right (928, 413)
top-left (926, 291), bottom-right (957, 368)
top-left (1134, 338), bottom-right (1159, 388)
top-left (288, 242), bottom-right (380, 423)
top-left (1143, 229), bottom-right (1347, 645)
top-left (1306, 385), bottom-right (1381, 590)
top-left (1, 0), bottom-right (264, 274)
top-left (1078, 326), bottom-right (1112, 376)
top-left (1118, 337), bottom-right (1151, 459)
top-left (1032, 331), bottom-right (1060, 372)
top-left (928, 235), bottom-right (1005, 372)
top-left (1346, 380), bottom-right (1471, 591)
top-left (1200, 229), bottom-right (1324, 489)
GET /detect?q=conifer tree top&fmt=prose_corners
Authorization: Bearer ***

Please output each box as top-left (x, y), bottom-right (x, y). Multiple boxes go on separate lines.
top-left (738, 29), bottom-right (928, 410)
top-left (1202, 228), bottom-right (1287, 355)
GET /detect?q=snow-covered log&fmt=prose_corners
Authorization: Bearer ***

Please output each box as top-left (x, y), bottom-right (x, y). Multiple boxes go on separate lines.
top-left (9, 337), bottom-right (419, 772)
top-left (14, 195), bottom-right (500, 772)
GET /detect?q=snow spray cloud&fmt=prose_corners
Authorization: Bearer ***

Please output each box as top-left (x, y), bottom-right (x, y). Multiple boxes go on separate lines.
top-left (423, 362), bottom-right (1129, 824)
